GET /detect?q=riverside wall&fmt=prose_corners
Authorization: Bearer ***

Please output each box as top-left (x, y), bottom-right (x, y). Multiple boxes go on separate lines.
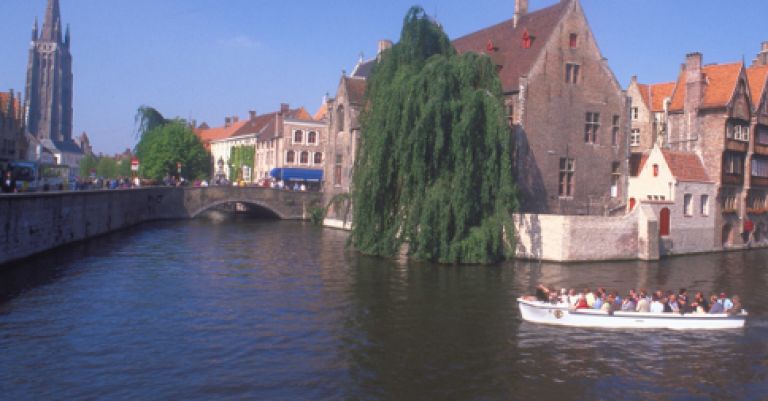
top-left (0, 188), bottom-right (187, 266)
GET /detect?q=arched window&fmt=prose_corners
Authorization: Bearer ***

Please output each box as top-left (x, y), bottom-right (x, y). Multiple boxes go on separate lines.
top-left (300, 151), bottom-right (309, 164)
top-left (308, 131), bottom-right (317, 144)
top-left (286, 150), bottom-right (295, 164)
top-left (660, 208), bottom-right (671, 237)
top-left (314, 152), bottom-right (322, 164)
top-left (294, 130), bottom-right (303, 143)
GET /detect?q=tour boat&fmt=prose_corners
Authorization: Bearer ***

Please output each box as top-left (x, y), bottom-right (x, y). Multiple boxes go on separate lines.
top-left (517, 298), bottom-right (747, 330)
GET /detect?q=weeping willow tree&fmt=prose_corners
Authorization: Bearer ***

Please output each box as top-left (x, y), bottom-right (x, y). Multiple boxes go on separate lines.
top-left (350, 6), bottom-right (517, 264)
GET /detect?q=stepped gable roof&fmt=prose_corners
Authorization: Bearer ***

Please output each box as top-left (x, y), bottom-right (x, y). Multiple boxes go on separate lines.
top-left (0, 92), bottom-right (23, 120)
top-left (669, 62), bottom-right (743, 112)
top-left (637, 82), bottom-right (676, 112)
top-left (747, 65), bottom-right (768, 107)
top-left (345, 77), bottom-right (368, 105)
top-left (452, 0), bottom-right (569, 93)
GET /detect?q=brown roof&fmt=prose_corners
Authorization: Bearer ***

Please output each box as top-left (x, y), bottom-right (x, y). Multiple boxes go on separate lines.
top-left (747, 65), bottom-right (768, 108)
top-left (669, 62), bottom-right (743, 111)
top-left (453, 1), bottom-right (569, 93)
top-left (195, 107), bottom-right (310, 145)
top-left (196, 120), bottom-right (249, 143)
top-left (346, 77), bottom-right (367, 105)
top-left (662, 150), bottom-right (711, 182)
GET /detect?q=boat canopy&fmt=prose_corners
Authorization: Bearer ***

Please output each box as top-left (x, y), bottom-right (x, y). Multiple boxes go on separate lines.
top-left (269, 168), bottom-right (323, 182)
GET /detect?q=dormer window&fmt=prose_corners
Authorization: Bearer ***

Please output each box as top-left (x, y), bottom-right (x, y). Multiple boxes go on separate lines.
top-left (653, 164), bottom-right (659, 177)
top-left (522, 30), bottom-right (532, 49)
top-left (569, 33), bottom-right (578, 49)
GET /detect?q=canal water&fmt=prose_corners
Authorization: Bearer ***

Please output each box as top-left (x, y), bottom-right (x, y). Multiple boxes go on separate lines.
top-left (1, 215), bottom-right (767, 400)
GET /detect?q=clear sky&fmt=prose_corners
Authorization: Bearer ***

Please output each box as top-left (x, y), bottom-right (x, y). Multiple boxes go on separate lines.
top-left (1, 0), bottom-right (767, 155)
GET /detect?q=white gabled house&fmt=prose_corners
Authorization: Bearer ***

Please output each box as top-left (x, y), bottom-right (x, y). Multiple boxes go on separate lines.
top-left (628, 145), bottom-right (716, 255)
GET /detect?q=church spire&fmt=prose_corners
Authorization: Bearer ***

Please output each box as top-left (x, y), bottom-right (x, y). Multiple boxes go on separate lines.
top-left (40, 0), bottom-right (62, 42)
top-left (32, 17), bottom-right (39, 41)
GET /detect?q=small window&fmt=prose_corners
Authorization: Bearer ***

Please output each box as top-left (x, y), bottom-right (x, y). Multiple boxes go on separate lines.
top-left (566, 63), bottom-right (580, 84)
top-left (294, 130), bottom-right (304, 143)
top-left (653, 164), bottom-right (659, 177)
top-left (559, 158), bottom-right (575, 197)
top-left (631, 129), bottom-right (641, 146)
top-left (701, 195), bottom-right (710, 216)
top-left (632, 107), bottom-right (639, 120)
top-left (584, 112), bottom-right (599, 143)
top-left (684, 194), bottom-right (693, 216)
top-left (569, 33), bottom-right (578, 49)
top-left (612, 115), bottom-right (620, 146)
top-left (308, 131), bottom-right (317, 144)
top-left (611, 162), bottom-right (620, 198)
top-left (300, 151), bottom-right (309, 164)
top-left (286, 150), bottom-right (295, 164)
top-left (314, 152), bottom-right (322, 164)
top-left (522, 30), bottom-right (532, 49)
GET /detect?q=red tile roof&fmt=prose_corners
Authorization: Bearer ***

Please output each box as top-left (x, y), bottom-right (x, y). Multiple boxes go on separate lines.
top-left (747, 65), bottom-right (768, 108)
top-left (0, 92), bottom-right (23, 120)
top-left (313, 102), bottom-right (328, 121)
top-left (669, 62), bottom-right (743, 111)
top-left (195, 107), bottom-right (311, 145)
top-left (453, 1), bottom-right (569, 93)
top-left (662, 150), bottom-right (711, 182)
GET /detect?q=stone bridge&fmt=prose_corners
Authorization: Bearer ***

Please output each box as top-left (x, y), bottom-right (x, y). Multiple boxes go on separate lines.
top-left (182, 186), bottom-right (324, 219)
top-left (0, 187), bottom-right (324, 266)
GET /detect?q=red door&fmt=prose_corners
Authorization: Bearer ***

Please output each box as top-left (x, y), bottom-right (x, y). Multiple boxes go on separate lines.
top-left (629, 198), bottom-right (636, 211)
top-left (659, 208), bottom-right (671, 236)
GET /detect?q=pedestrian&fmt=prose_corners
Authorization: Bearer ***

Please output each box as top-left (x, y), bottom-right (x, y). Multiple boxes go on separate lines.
top-left (1, 169), bottom-right (16, 193)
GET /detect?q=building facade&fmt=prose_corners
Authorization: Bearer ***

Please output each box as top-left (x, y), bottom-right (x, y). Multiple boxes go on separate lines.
top-left (24, 0), bottom-right (82, 171)
top-left (0, 91), bottom-right (26, 166)
top-left (626, 77), bottom-right (675, 174)
top-left (453, 0), bottom-right (629, 215)
top-left (628, 146), bottom-right (716, 255)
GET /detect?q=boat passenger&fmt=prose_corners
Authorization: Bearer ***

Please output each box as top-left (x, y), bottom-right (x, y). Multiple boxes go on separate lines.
top-left (677, 297), bottom-right (692, 314)
top-left (729, 295), bottom-right (742, 315)
top-left (650, 295), bottom-right (664, 313)
top-left (601, 294), bottom-right (615, 314)
top-left (568, 288), bottom-right (579, 306)
top-left (708, 295), bottom-right (724, 314)
top-left (535, 284), bottom-right (550, 302)
top-left (719, 293), bottom-right (734, 311)
top-left (636, 291), bottom-right (651, 312)
top-left (678, 288), bottom-right (689, 304)
top-left (664, 294), bottom-right (680, 313)
top-left (593, 293), bottom-right (604, 310)
top-left (585, 288), bottom-right (595, 307)
top-left (574, 294), bottom-right (590, 309)
top-left (621, 295), bottom-right (636, 312)
top-left (692, 292), bottom-right (708, 313)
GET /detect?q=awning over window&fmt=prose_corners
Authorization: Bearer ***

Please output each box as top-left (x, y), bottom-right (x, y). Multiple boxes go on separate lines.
top-left (270, 168), bottom-right (323, 182)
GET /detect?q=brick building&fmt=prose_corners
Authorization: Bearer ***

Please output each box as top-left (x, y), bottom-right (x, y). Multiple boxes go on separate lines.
top-left (0, 91), bottom-right (25, 166)
top-left (626, 77), bottom-right (675, 173)
top-left (663, 45), bottom-right (768, 247)
top-left (453, 0), bottom-right (629, 215)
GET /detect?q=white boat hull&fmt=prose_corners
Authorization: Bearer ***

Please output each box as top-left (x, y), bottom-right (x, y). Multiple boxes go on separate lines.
top-left (518, 298), bottom-right (747, 330)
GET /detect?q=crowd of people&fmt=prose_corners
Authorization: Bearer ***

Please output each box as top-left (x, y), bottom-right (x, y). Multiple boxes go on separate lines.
top-left (531, 284), bottom-right (744, 315)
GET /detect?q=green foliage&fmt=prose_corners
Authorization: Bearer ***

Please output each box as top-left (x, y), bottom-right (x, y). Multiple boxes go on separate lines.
top-left (117, 158), bottom-right (132, 177)
top-left (96, 157), bottom-right (118, 179)
top-left (350, 6), bottom-right (517, 264)
top-left (135, 120), bottom-right (210, 181)
top-left (309, 206), bottom-right (326, 225)
top-left (134, 106), bottom-right (168, 141)
top-left (228, 145), bottom-right (255, 181)
top-left (78, 154), bottom-right (98, 178)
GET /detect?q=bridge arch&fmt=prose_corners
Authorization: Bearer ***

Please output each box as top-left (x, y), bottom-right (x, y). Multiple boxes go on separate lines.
top-left (188, 199), bottom-right (286, 219)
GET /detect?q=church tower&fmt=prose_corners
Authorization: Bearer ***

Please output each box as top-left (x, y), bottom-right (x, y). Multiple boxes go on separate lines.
top-left (24, 0), bottom-right (75, 150)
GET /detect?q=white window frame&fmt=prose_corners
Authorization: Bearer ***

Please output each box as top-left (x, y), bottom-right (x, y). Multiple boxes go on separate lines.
top-left (631, 129), bottom-right (641, 146)
top-left (293, 130), bottom-right (304, 145)
top-left (307, 131), bottom-right (318, 145)
top-left (701, 194), bottom-right (710, 216)
top-left (313, 152), bottom-right (323, 165)
top-left (683, 194), bottom-right (693, 216)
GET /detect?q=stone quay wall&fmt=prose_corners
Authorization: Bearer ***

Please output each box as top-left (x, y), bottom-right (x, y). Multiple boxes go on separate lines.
top-left (0, 188), bottom-right (186, 266)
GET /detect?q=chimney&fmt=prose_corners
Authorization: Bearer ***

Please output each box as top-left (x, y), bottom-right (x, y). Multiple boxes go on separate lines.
top-left (249, 110), bottom-right (257, 120)
top-left (754, 41), bottom-right (768, 67)
top-left (233, 116), bottom-right (239, 123)
top-left (684, 53), bottom-right (704, 149)
top-left (630, 75), bottom-right (638, 85)
top-left (280, 103), bottom-right (290, 114)
top-left (225, 117), bottom-right (232, 127)
top-left (514, 0), bottom-right (528, 28)
top-left (377, 40), bottom-right (393, 57)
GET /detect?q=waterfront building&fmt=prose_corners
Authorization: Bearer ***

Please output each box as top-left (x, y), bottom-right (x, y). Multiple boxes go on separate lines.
top-left (322, 41), bottom-right (389, 221)
top-left (24, 0), bottom-right (83, 173)
top-left (746, 43), bottom-right (768, 243)
top-left (453, 0), bottom-right (630, 215)
top-left (0, 91), bottom-right (26, 166)
top-left (664, 49), bottom-right (768, 247)
top-left (627, 146), bottom-right (716, 255)
top-left (625, 77), bottom-right (676, 174)
top-left (197, 105), bottom-right (325, 186)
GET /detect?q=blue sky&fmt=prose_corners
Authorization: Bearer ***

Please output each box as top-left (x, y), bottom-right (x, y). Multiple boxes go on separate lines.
top-left (1, 0), bottom-right (767, 154)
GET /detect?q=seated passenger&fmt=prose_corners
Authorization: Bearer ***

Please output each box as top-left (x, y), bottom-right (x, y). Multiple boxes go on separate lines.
top-left (692, 292), bottom-right (708, 313)
top-left (535, 284), bottom-right (550, 302)
top-left (585, 288), bottom-right (595, 307)
top-left (729, 295), bottom-right (742, 315)
top-left (664, 294), bottom-right (680, 313)
top-left (708, 295), bottom-right (724, 314)
top-left (574, 294), bottom-right (590, 309)
top-left (621, 296), bottom-right (636, 312)
top-left (650, 296), bottom-right (664, 313)
top-left (636, 291), bottom-right (651, 312)
top-left (719, 292), bottom-right (734, 312)
top-left (601, 294), bottom-right (616, 313)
